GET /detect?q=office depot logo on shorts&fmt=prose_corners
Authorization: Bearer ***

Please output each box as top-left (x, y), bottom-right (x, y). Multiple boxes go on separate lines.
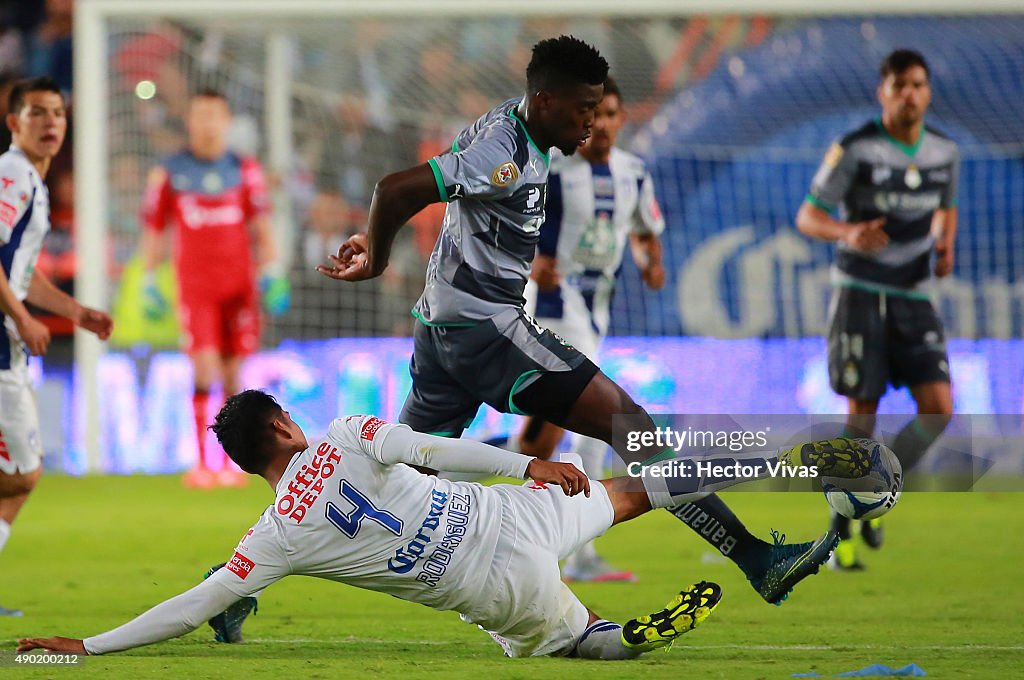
top-left (227, 551), bottom-right (255, 580)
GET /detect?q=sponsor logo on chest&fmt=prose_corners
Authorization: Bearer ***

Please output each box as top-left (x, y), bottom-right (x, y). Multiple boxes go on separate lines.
top-left (276, 441), bottom-right (343, 524)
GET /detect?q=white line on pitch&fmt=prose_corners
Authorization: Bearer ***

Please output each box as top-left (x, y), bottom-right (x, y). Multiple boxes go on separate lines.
top-left (250, 639), bottom-right (1024, 651)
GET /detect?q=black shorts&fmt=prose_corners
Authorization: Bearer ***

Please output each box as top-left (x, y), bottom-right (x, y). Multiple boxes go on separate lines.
top-left (399, 308), bottom-right (597, 437)
top-left (827, 286), bottom-right (951, 401)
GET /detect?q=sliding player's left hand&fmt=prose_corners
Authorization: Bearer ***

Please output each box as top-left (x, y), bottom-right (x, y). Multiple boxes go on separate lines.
top-left (526, 458), bottom-right (591, 497)
top-left (76, 307), bottom-right (113, 341)
top-left (17, 636), bottom-right (87, 654)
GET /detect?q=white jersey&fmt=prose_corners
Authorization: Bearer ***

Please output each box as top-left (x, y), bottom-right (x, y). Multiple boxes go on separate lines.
top-left (0, 145), bottom-right (50, 370)
top-left (530, 148), bottom-right (664, 339)
top-left (82, 418), bottom-right (616, 658)
top-left (206, 416), bottom-right (518, 618)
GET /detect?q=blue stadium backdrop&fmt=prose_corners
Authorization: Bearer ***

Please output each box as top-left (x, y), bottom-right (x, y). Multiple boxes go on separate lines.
top-left (619, 16), bottom-right (1024, 339)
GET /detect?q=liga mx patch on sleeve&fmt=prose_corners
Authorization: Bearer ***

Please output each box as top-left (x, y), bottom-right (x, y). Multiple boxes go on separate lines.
top-left (0, 200), bottom-right (17, 227)
top-left (227, 551), bottom-right (255, 580)
top-left (360, 417), bottom-right (386, 442)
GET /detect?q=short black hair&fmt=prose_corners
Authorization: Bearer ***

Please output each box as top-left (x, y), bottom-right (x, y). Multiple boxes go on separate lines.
top-left (602, 76), bottom-right (622, 103)
top-left (880, 49), bottom-right (929, 81)
top-left (191, 87), bottom-right (230, 105)
top-left (526, 35), bottom-right (609, 93)
top-left (8, 76), bottom-right (63, 116)
top-left (210, 390), bottom-right (283, 474)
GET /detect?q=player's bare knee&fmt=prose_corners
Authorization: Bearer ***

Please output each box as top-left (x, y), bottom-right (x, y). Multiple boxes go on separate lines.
top-left (0, 469), bottom-right (41, 498)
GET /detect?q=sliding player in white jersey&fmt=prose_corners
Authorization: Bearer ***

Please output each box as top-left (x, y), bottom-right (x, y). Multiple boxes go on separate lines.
top-left (18, 390), bottom-right (876, 659)
top-left (521, 77), bottom-right (665, 582)
top-left (0, 78), bottom-right (113, 616)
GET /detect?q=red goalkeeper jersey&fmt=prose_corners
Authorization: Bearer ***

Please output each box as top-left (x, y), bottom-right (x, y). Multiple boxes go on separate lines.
top-left (142, 150), bottom-right (268, 296)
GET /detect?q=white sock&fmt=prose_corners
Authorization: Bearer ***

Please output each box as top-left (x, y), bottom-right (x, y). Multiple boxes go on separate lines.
top-left (0, 519), bottom-right (10, 554)
top-left (571, 434), bottom-right (607, 480)
top-left (642, 449), bottom-right (782, 508)
top-left (575, 619), bottom-right (640, 660)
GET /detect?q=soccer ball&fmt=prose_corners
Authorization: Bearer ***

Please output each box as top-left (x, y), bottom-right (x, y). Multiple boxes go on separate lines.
top-left (822, 439), bottom-right (903, 520)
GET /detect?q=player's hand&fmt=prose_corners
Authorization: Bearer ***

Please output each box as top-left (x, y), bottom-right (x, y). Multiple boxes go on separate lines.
top-left (526, 458), bottom-right (591, 498)
top-left (141, 275), bottom-right (169, 321)
top-left (76, 306), bottom-right (114, 340)
top-left (843, 217), bottom-right (888, 252)
top-left (260, 274), bottom-right (292, 316)
top-left (530, 254), bottom-right (560, 291)
top-left (316, 233), bottom-right (379, 282)
top-left (17, 636), bottom-right (87, 654)
top-left (15, 314), bottom-right (50, 355)
top-left (934, 241), bottom-right (954, 277)
top-left (642, 262), bottom-right (666, 290)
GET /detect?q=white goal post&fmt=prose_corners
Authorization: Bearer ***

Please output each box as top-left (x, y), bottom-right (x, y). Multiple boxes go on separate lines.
top-left (73, 0), bottom-right (1020, 468)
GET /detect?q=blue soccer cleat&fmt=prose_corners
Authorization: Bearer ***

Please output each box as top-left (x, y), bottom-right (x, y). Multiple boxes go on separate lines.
top-left (749, 529), bottom-right (839, 605)
top-left (204, 563), bottom-right (258, 643)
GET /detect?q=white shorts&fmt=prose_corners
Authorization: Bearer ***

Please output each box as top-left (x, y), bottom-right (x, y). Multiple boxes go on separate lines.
top-left (0, 344), bottom-right (42, 475)
top-left (464, 479), bottom-right (615, 657)
top-left (523, 280), bottom-right (603, 359)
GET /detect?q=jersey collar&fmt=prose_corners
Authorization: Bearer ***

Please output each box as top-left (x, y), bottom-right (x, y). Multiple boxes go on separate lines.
top-left (508, 107), bottom-right (550, 167)
top-left (874, 117), bottom-right (925, 157)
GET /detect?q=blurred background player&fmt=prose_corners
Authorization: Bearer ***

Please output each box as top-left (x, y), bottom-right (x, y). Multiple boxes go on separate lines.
top-left (318, 36), bottom-right (836, 605)
top-left (796, 49), bottom-right (958, 570)
top-left (520, 76), bottom-right (665, 583)
top-left (0, 77), bottom-right (113, 614)
top-left (140, 88), bottom-right (290, 489)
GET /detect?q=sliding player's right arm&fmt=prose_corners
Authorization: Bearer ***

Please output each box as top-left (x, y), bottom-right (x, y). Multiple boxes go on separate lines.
top-left (335, 417), bottom-right (591, 497)
top-left (19, 521), bottom-right (289, 655)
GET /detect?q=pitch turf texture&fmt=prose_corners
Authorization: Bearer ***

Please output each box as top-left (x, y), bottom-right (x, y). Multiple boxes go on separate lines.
top-left (2, 475), bottom-right (1021, 679)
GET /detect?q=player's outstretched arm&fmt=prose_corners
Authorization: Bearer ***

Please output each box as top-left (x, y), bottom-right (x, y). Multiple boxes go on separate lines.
top-left (317, 164), bottom-right (440, 282)
top-left (27, 270), bottom-right (113, 340)
top-left (18, 576), bottom-right (244, 655)
top-left (368, 422), bottom-right (590, 496)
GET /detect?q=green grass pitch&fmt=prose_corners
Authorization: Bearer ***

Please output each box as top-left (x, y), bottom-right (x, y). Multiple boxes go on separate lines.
top-left (1, 475), bottom-right (1021, 678)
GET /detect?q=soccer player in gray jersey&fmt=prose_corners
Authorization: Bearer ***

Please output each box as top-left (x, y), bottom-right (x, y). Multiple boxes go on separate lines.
top-left (796, 49), bottom-right (958, 570)
top-left (319, 36), bottom-right (836, 603)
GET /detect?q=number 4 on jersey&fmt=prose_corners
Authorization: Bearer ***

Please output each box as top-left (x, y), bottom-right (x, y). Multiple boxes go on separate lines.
top-left (326, 480), bottom-right (404, 538)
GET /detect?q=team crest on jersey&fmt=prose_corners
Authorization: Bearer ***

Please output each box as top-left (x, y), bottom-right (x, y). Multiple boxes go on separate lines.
top-left (904, 165), bottom-right (922, 189)
top-left (203, 171), bottom-right (223, 192)
top-left (823, 143), bottom-right (844, 168)
top-left (491, 162), bottom-right (520, 187)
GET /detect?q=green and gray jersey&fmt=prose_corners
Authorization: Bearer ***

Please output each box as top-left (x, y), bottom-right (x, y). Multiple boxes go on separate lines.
top-left (807, 118), bottom-right (959, 294)
top-left (415, 98), bottom-right (550, 325)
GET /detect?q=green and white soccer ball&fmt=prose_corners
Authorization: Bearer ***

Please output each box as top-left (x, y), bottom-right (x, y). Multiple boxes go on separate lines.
top-left (822, 439), bottom-right (903, 520)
